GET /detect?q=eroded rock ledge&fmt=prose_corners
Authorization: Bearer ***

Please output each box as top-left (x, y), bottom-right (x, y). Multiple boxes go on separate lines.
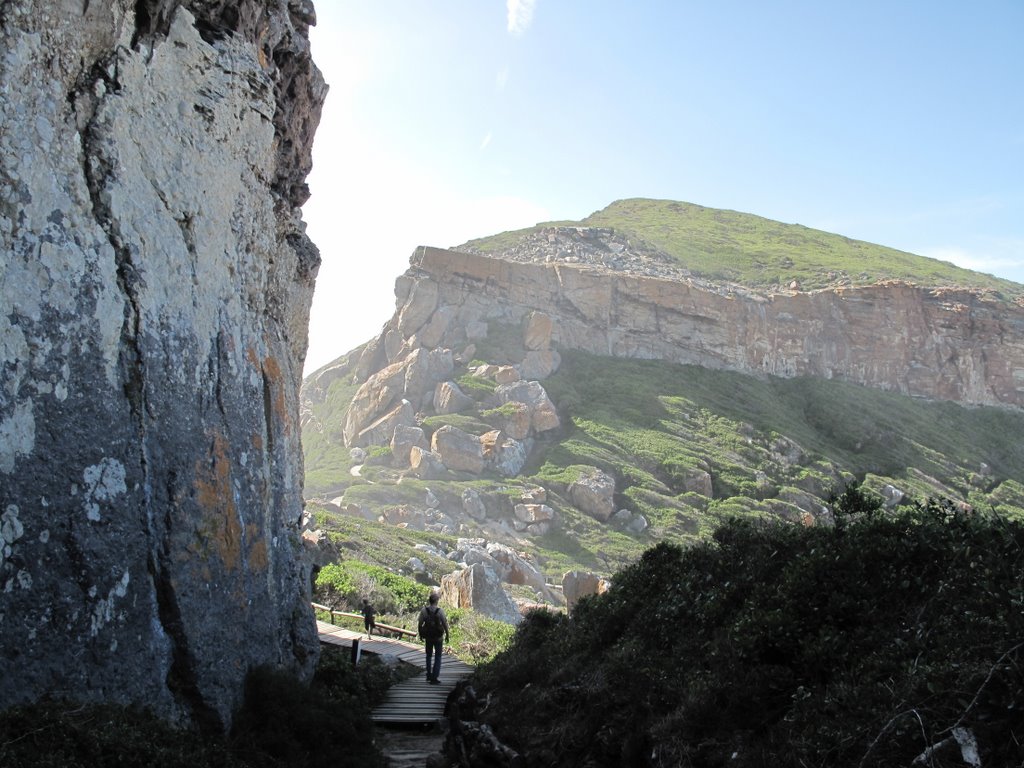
top-left (386, 243), bottom-right (1024, 410)
top-left (1, 0), bottom-right (326, 727)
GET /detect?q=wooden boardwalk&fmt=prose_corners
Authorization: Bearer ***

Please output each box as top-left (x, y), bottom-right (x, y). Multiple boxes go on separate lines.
top-left (317, 620), bottom-right (473, 724)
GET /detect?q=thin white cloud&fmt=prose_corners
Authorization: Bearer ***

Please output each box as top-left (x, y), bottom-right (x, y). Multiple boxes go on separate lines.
top-left (496, 65), bottom-right (509, 91)
top-left (922, 245), bottom-right (1024, 283)
top-left (480, 131), bottom-right (493, 150)
top-left (507, 0), bottom-right (537, 36)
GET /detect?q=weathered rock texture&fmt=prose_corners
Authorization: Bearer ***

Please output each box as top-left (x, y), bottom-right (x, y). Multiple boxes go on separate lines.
top-left (389, 245), bottom-right (1024, 409)
top-left (0, 0), bottom-right (326, 728)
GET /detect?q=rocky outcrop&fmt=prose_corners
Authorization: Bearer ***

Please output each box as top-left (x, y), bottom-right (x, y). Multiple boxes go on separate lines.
top-left (441, 563), bottom-right (522, 625)
top-left (0, 1), bottom-right (325, 727)
top-left (388, 245), bottom-right (1024, 410)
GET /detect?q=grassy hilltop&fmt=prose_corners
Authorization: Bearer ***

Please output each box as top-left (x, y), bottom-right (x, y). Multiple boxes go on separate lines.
top-left (462, 198), bottom-right (1024, 297)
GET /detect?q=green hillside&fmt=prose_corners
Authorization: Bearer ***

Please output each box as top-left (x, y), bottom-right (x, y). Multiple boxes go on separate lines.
top-left (461, 198), bottom-right (1023, 296)
top-left (302, 340), bottom-right (1024, 580)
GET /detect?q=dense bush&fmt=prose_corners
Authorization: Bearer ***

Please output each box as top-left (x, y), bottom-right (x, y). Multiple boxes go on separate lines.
top-left (230, 647), bottom-right (386, 767)
top-left (474, 489), bottom-right (1024, 767)
top-left (0, 702), bottom-right (239, 767)
top-left (0, 646), bottom-right (390, 768)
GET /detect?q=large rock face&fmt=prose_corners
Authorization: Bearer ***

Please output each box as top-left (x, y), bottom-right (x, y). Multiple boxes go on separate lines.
top-left (390, 245), bottom-right (1024, 410)
top-left (0, 1), bottom-right (326, 728)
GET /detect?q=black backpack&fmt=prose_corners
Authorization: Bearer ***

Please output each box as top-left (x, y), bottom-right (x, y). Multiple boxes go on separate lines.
top-left (421, 606), bottom-right (443, 639)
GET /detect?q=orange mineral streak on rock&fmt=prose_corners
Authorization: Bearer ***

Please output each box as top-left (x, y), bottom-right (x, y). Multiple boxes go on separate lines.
top-left (247, 523), bottom-right (269, 571)
top-left (193, 430), bottom-right (244, 573)
top-left (261, 355), bottom-right (291, 433)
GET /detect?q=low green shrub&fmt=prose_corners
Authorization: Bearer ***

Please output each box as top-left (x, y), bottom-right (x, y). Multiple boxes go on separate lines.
top-left (315, 560), bottom-right (430, 614)
top-left (445, 607), bottom-right (517, 664)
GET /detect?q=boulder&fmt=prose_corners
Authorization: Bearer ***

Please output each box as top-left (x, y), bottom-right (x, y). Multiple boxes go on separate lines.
top-left (562, 570), bottom-right (611, 611)
top-left (343, 359), bottom-right (408, 445)
top-left (383, 328), bottom-right (405, 363)
top-left (390, 424), bottom-right (429, 467)
top-left (881, 483), bottom-right (905, 508)
top-left (681, 468), bottom-right (713, 497)
top-left (494, 380), bottom-right (561, 433)
top-left (408, 446), bottom-right (447, 480)
top-left (355, 399), bottom-right (415, 448)
top-left (487, 543), bottom-right (548, 596)
top-left (518, 349), bottom-right (561, 380)
top-left (488, 401), bottom-right (531, 440)
top-left (462, 487), bottom-right (488, 520)
top-left (431, 425), bottom-right (485, 474)
top-left (520, 485), bottom-right (548, 504)
top-left (514, 504), bottom-right (554, 524)
top-left (355, 334), bottom-right (389, 382)
top-left (344, 347), bottom-right (452, 446)
top-left (403, 347), bottom-right (455, 405)
top-left (419, 305), bottom-right (455, 348)
top-left (523, 311), bottom-right (554, 350)
top-left (626, 514), bottom-right (649, 534)
top-left (568, 467), bottom-right (617, 522)
top-left (440, 564), bottom-right (522, 624)
top-left (396, 277), bottom-right (439, 337)
top-left (481, 431), bottom-right (529, 477)
top-left (462, 547), bottom-right (499, 570)
top-left (494, 366), bottom-right (521, 385)
top-left (434, 380), bottom-right (475, 414)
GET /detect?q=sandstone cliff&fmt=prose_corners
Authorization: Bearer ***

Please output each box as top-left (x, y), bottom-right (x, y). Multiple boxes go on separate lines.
top-left (384, 241), bottom-right (1024, 410)
top-left (1, 0), bottom-right (325, 727)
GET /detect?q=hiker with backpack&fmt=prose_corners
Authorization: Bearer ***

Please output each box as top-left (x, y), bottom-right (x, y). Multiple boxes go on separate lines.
top-left (361, 598), bottom-right (376, 638)
top-left (418, 592), bottom-right (450, 684)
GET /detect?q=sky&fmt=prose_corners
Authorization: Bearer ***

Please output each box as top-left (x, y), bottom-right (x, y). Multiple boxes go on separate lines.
top-left (301, 1), bottom-right (1024, 374)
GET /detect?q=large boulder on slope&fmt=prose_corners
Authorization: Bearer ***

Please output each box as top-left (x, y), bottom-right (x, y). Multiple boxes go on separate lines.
top-left (441, 564), bottom-right (522, 625)
top-left (562, 570), bottom-right (612, 611)
top-left (494, 380), bottom-right (561, 433)
top-left (568, 467), bottom-right (617, 522)
top-left (431, 425), bottom-right (485, 474)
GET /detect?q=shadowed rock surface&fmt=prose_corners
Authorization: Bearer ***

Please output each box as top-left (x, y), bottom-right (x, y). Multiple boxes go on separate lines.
top-left (0, 0), bottom-right (326, 728)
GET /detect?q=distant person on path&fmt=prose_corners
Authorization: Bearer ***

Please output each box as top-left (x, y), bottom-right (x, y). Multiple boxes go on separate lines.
top-left (361, 598), bottom-right (376, 638)
top-left (418, 592), bottom-right (450, 684)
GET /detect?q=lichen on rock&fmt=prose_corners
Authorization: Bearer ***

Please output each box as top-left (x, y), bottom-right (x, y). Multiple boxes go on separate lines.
top-left (0, 0), bottom-right (326, 728)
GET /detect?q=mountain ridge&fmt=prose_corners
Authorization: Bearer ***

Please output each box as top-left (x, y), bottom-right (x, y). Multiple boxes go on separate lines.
top-left (459, 198), bottom-right (1023, 299)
